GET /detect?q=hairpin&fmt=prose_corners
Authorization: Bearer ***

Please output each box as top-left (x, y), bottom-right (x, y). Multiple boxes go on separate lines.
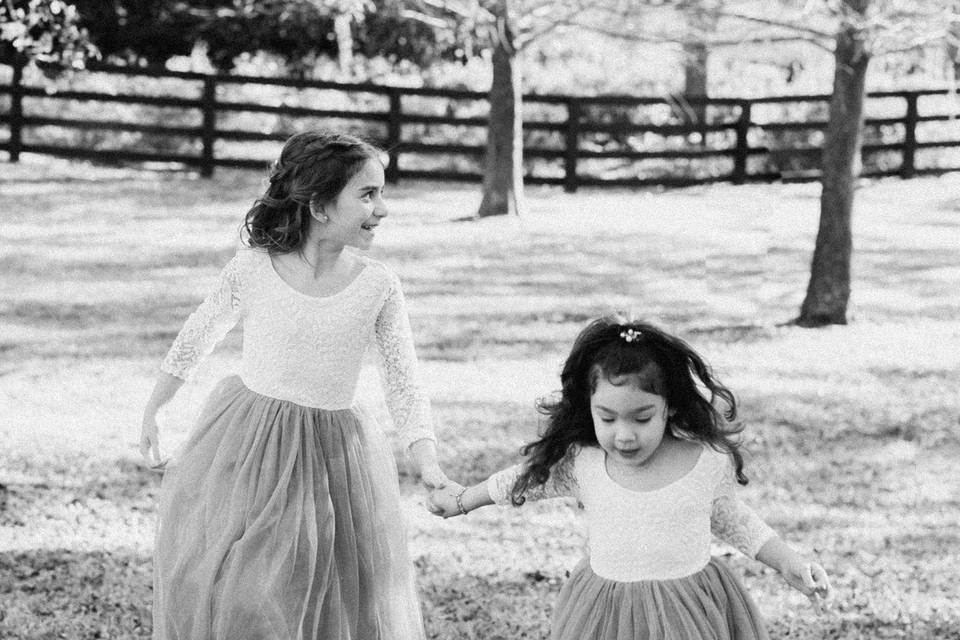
top-left (619, 328), bottom-right (641, 343)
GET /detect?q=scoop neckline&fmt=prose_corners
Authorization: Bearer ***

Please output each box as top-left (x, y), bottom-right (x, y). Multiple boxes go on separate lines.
top-left (599, 442), bottom-right (706, 495)
top-left (265, 252), bottom-right (369, 300)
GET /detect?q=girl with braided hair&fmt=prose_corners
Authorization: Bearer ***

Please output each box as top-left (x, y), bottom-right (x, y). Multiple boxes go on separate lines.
top-left (139, 131), bottom-right (446, 639)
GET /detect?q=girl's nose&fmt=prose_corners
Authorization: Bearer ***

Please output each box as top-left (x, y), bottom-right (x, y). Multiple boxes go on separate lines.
top-left (374, 194), bottom-right (388, 218)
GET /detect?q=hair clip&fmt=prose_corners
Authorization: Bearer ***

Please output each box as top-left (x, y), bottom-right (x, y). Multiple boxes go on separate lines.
top-left (619, 328), bottom-right (641, 343)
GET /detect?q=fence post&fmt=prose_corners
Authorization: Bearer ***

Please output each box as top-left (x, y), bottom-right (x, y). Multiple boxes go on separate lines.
top-left (564, 98), bottom-right (580, 193)
top-left (200, 76), bottom-right (217, 178)
top-left (732, 100), bottom-right (751, 185)
top-left (9, 56), bottom-right (25, 163)
top-left (900, 92), bottom-right (918, 179)
top-left (386, 88), bottom-right (401, 184)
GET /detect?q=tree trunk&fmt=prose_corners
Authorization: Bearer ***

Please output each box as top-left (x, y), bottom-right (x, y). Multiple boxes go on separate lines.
top-left (334, 13), bottom-right (354, 75)
top-left (948, 4), bottom-right (960, 86)
top-left (683, 39), bottom-right (709, 138)
top-left (680, 1), bottom-right (718, 142)
top-left (797, 5), bottom-right (870, 327)
top-left (478, 0), bottom-right (524, 217)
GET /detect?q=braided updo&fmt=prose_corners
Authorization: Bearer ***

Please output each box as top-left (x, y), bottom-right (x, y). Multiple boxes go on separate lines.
top-left (243, 131), bottom-right (383, 253)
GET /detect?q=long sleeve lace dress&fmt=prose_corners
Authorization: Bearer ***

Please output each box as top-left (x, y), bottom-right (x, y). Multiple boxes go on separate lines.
top-left (152, 245), bottom-right (433, 640)
top-left (487, 445), bottom-right (776, 640)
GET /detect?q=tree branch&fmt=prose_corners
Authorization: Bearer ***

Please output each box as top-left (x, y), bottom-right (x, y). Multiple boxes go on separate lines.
top-left (397, 8), bottom-right (451, 30)
top-left (714, 10), bottom-right (836, 40)
top-left (577, 23), bottom-right (834, 53)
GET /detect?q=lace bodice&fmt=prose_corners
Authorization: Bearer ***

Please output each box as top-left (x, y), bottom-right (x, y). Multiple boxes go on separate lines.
top-left (487, 445), bottom-right (776, 581)
top-left (160, 246), bottom-right (435, 448)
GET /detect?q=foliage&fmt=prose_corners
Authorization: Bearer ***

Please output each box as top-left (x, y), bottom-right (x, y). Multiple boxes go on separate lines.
top-left (0, 0), bottom-right (98, 69)
top-left (58, 0), bottom-right (470, 73)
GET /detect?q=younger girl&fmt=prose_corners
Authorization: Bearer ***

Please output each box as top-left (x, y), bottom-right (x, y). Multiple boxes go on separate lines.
top-left (139, 131), bottom-right (446, 639)
top-left (429, 316), bottom-right (831, 640)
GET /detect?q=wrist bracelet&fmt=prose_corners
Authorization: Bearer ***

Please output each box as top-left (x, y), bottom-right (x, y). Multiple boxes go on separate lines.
top-left (455, 487), bottom-right (468, 515)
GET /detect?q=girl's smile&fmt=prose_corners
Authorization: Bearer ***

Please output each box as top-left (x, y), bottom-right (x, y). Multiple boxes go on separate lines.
top-left (315, 159), bottom-right (388, 250)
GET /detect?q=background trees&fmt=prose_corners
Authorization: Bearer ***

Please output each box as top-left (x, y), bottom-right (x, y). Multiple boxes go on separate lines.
top-left (590, 0), bottom-right (957, 325)
top-left (4, 0), bottom-right (959, 325)
top-left (1, 0), bottom-right (97, 68)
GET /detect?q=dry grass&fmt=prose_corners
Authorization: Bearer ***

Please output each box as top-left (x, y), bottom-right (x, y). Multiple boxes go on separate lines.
top-left (1, 157), bottom-right (959, 639)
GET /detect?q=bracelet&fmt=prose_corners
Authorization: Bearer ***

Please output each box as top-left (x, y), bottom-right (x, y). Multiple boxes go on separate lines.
top-left (455, 487), bottom-right (468, 515)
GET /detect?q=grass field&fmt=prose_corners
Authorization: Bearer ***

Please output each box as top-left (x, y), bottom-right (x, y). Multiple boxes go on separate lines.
top-left (1, 158), bottom-right (959, 639)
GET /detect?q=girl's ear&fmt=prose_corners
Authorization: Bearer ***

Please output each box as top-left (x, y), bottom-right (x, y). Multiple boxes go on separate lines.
top-left (309, 199), bottom-right (329, 224)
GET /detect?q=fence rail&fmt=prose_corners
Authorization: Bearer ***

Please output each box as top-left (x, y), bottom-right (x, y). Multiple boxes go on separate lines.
top-left (2, 59), bottom-right (960, 190)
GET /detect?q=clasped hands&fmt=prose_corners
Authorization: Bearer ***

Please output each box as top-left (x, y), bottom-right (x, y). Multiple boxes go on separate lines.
top-left (425, 481), bottom-right (469, 518)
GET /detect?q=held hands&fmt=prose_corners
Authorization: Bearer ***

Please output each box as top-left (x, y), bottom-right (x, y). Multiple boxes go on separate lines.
top-left (417, 463), bottom-right (450, 491)
top-left (779, 556), bottom-right (833, 614)
top-left (426, 482), bottom-right (468, 519)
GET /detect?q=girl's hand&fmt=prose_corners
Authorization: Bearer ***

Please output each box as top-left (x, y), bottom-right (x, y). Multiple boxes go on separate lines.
top-left (139, 412), bottom-right (165, 468)
top-left (408, 439), bottom-right (448, 490)
top-left (426, 483), bottom-right (466, 518)
top-left (779, 557), bottom-right (833, 614)
top-left (418, 463), bottom-right (450, 491)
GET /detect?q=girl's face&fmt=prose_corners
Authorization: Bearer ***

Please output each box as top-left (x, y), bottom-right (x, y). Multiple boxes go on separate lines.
top-left (590, 373), bottom-right (671, 470)
top-left (315, 158), bottom-right (387, 250)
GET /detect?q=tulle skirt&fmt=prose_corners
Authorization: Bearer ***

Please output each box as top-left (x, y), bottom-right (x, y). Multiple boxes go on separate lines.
top-left (553, 556), bottom-right (769, 640)
top-left (152, 376), bottom-right (424, 640)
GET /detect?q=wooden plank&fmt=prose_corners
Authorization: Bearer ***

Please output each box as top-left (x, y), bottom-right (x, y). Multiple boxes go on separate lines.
top-left (733, 101), bottom-right (751, 185)
top-left (397, 113), bottom-right (566, 132)
top-left (20, 115), bottom-right (201, 137)
top-left (901, 94), bottom-right (918, 179)
top-left (9, 57), bottom-right (23, 162)
top-left (17, 87), bottom-right (201, 109)
top-left (215, 129), bottom-right (290, 142)
top-left (576, 121), bottom-right (737, 135)
top-left (201, 77), bottom-right (217, 177)
top-left (21, 143), bottom-right (201, 165)
top-left (386, 89), bottom-right (402, 184)
top-left (215, 101), bottom-right (389, 120)
top-left (394, 168), bottom-right (565, 186)
top-left (915, 140), bottom-right (960, 149)
top-left (577, 148), bottom-right (735, 159)
top-left (564, 98), bottom-right (580, 193)
top-left (574, 174), bottom-right (732, 188)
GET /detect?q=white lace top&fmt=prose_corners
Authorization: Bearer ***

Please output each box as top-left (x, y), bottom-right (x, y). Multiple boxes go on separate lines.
top-left (487, 445), bottom-right (777, 582)
top-left (160, 245), bottom-right (435, 449)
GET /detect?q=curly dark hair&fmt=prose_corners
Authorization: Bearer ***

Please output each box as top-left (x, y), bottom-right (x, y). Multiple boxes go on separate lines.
top-left (243, 131), bottom-right (383, 253)
top-left (510, 315), bottom-right (747, 505)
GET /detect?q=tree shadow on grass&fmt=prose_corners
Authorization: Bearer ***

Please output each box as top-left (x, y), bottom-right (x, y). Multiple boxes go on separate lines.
top-left (418, 569), bottom-right (560, 640)
top-left (0, 548), bottom-right (153, 640)
top-left (0, 459), bottom-right (161, 529)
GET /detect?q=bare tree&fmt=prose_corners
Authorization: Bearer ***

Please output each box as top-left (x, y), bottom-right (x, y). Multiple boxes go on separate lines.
top-left (797, 0), bottom-right (870, 326)
top-left (678, 0), bottom-right (722, 135)
top-left (401, 0), bottom-right (602, 217)
top-left (478, 0), bottom-right (524, 216)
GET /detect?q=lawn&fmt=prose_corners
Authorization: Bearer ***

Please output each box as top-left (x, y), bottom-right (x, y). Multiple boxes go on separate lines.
top-left (1, 158), bottom-right (958, 639)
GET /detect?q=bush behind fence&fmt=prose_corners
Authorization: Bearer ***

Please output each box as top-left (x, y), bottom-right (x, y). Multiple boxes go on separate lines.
top-left (2, 59), bottom-right (960, 190)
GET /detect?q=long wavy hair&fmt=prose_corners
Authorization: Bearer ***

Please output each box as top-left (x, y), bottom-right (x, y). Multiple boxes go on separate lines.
top-left (243, 131), bottom-right (382, 253)
top-left (510, 315), bottom-right (747, 505)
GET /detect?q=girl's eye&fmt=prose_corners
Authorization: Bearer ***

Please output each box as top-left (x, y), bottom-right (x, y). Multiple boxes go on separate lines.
top-left (360, 192), bottom-right (373, 201)
top-left (599, 417), bottom-right (615, 423)
top-left (635, 417), bottom-right (651, 424)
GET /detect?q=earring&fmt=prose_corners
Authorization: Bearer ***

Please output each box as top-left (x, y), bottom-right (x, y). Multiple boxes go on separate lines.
top-left (309, 203), bottom-right (329, 224)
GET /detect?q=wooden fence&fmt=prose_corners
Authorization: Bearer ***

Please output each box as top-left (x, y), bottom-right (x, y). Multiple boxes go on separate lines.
top-left (1, 59), bottom-right (959, 191)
